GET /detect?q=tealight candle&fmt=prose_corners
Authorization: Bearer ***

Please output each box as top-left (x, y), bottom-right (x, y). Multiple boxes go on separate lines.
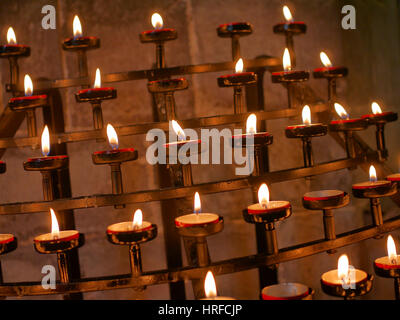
top-left (8, 74), bottom-right (48, 137)
top-left (107, 209), bottom-right (153, 234)
top-left (261, 283), bottom-right (312, 300)
top-left (62, 15), bottom-right (100, 51)
top-left (217, 58), bottom-right (257, 114)
top-left (352, 165), bottom-right (392, 191)
top-left (201, 271), bottom-right (235, 300)
top-left (163, 120), bottom-right (202, 150)
top-left (175, 192), bottom-right (220, 227)
top-left (0, 26), bottom-right (30, 57)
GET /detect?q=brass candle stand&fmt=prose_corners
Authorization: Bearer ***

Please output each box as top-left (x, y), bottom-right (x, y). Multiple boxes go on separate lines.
top-left (313, 66), bottom-right (348, 103)
top-left (320, 273), bottom-right (373, 300)
top-left (217, 22), bottom-right (253, 61)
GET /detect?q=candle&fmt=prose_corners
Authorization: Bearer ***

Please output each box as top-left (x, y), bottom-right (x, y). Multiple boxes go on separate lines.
top-left (107, 209), bottom-right (153, 234)
top-left (387, 173), bottom-right (400, 182)
top-left (285, 105), bottom-right (327, 138)
top-left (23, 125), bottom-right (69, 171)
top-left (273, 5), bottom-right (307, 35)
top-left (217, 58), bottom-right (257, 87)
top-left (201, 271), bottom-right (235, 300)
top-left (361, 101), bottom-right (397, 124)
top-left (329, 103), bottom-right (368, 130)
top-left (375, 235), bottom-right (400, 270)
top-left (313, 52), bottom-right (348, 79)
top-left (352, 165), bottom-right (392, 190)
top-left (76, 68), bottom-right (116, 101)
top-left (163, 120), bottom-right (201, 149)
top-left (63, 15), bottom-right (100, 50)
top-left (175, 192), bottom-right (220, 227)
top-left (139, 13), bottom-right (177, 43)
top-left (261, 283), bottom-right (311, 300)
top-left (0, 26), bottom-right (30, 57)
top-left (231, 113), bottom-right (273, 147)
top-left (271, 48), bottom-right (309, 83)
top-left (148, 78), bottom-right (188, 93)
top-left (247, 183), bottom-right (291, 216)
top-left (321, 254), bottom-right (368, 287)
top-left (217, 22), bottom-right (253, 38)
top-left (9, 74), bottom-right (48, 110)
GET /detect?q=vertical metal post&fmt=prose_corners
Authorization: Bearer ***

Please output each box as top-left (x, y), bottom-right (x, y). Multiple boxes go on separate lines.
top-left (344, 131), bottom-right (356, 159)
top-left (328, 78), bottom-right (337, 103)
top-left (57, 252), bottom-right (70, 283)
top-left (156, 43), bottom-right (165, 69)
top-left (285, 34), bottom-right (296, 68)
top-left (8, 57), bottom-right (19, 95)
top-left (26, 109), bottom-right (37, 138)
top-left (165, 92), bottom-right (176, 120)
top-left (394, 278), bottom-right (400, 300)
top-left (322, 209), bottom-right (336, 255)
top-left (233, 87), bottom-right (244, 114)
top-left (287, 83), bottom-right (295, 109)
top-left (77, 50), bottom-right (89, 88)
top-left (129, 244), bottom-right (142, 277)
top-left (41, 171), bottom-right (54, 201)
top-left (91, 102), bottom-right (104, 130)
top-left (231, 35), bottom-right (240, 61)
top-left (301, 137), bottom-right (314, 167)
top-left (370, 198), bottom-right (383, 226)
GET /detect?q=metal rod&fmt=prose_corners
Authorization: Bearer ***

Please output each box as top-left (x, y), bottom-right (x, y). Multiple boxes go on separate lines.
top-left (265, 223), bottom-right (278, 255)
top-left (344, 131), bottom-right (356, 159)
top-left (231, 35), bottom-right (240, 62)
top-left (91, 102), bottom-right (104, 130)
top-left (285, 34), bottom-right (295, 68)
top-left (77, 50), bottom-right (89, 87)
top-left (301, 137), bottom-right (314, 168)
top-left (8, 57), bottom-right (19, 94)
top-left (110, 163), bottom-right (125, 209)
top-left (196, 237), bottom-right (210, 267)
top-left (57, 252), bottom-right (70, 283)
top-left (129, 244), bottom-right (142, 277)
top-left (327, 78), bottom-right (337, 103)
top-left (323, 209), bottom-right (337, 255)
top-left (286, 83), bottom-right (295, 109)
top-left (394, 277), bottom-right (400, 300)
top-left (164, 92), bottom-right (176, 120)
top-left (370, 197), bottom-right (383, 227)
top-left (41, 171), bottom-right (54, 201)
top-left (26, 109), bottom-right (37, 138)
top-left (156, 42), bottom-right (165, 69)
top-left (233, 87), bottom-right (244, 114)
top-left (375, 123), bottom-right (387, 161)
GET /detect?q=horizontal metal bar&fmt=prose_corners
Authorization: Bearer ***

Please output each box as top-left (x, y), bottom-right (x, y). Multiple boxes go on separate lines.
top-left (1, 214), bottom-right (398, 297)
top-left (0, 157), bottom-right (360, 216)
top-left (0, 103), bottom-right (328, 150)
top-left (19, 57), bottom-right (281, 91)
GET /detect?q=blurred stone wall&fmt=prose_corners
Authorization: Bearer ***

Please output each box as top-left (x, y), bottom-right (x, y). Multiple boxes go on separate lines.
top-left (0, 0), bottom-right (398, 300)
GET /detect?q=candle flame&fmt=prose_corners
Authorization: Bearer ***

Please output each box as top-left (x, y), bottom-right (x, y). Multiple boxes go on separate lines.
top-left (41, 125), bottom-right (50, 157)
top-left (235, 58), bottom-right (244, 73)
top-left (151, 13), bottom-right (163, 29)
top-left (73, 15), bottom-right (82, 38)
top-left (171, 120), bottom-right (186, 141)
top-left (258, 183), bottom-right (269, 208)
top-left (387, 235), bottom-right (397, 264)
top-left (194, 192), bottom-right (201, 214)
top-left (302, 105), bottom-right (311, 125)
top-left (246, 114), bottom-right (257, 134)
top-left (371, 102), bottom-right (382, 115)
top-left (106, 124), bottom-right (119, 150)
top-left (369, 165), bottom-right (377, 182)
top-left (337, 254), bottom-right (349, 282)
top-left (94, 68), bottom-right (101, 88)
top-left (320, 52), bottom-right (332, 68)
top-left (24, 74), bottom-right (33, 96)
top-left (283, 48), bottom-right (291, 72)
top-left (50, 208), bottom-right (60, 237)
top-left (204, 271), bottom-right (217, 298)
top-left (7, 27), bottom-right (16, 44)
top-left (132, 209), bottom-right (143, 230)
top-left (283, 6), bottom-right (294, 23)
top-left (334, 103), bottom-right (349, 120)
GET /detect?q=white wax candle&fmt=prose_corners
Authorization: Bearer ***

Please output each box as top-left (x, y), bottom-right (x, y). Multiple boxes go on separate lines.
top-left (262, 283), bottom-right (309, 300)
top-left (352, 180), bottom-right (391, 189)
top-left (201, 296), bottom-right (236, 300)
top-left (375, 256), bottom-right (400, 269)
top-left (175, 213), bottom-right (219, 227)
top-left (321, 269), bottom-right (367, 286)
top-left (107, 221), bottom-right (152, 233)
top-left (0, 233), bottom-right (14, 244)
top-left (34, 230), bottom-right (79, 243)
top-left (247, 201), bottom-right (290, 214)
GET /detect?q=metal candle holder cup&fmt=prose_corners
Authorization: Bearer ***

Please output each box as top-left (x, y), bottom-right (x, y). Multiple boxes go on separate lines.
top-left (8, 95), bottom-right (49, 137)
top-left (139, 29), bottom-right (177, 69)
top-left (217, 72), bottom-right (257, 114)
top-left (285, 124), bottom-right (327, 168)
top-left (75, 87), bottom-right (117, 130)
top-left (271, 71), bottom-right (309, 109)
top-left (147, 78), bottom-right (188, 120)
top-left (0, 44), bottom-right (30, 93)
top-left (303, 190), bottom-right (350, 254)
top-left (261, 282), bottom-right (314, 300)
top-left (217, 22), bottom-right (253, 61)
top-left (23, 156), bottom-right (69, 201)
top-left (320, 273), bottom-right (374, 300)
top-left (313, 67), bottom-right (348, 102)
top-left (107, 224), bottom-right (157, 278)
top-left (92, 149), bottom-right (138, 209)
top-left (374, 257), bottom-right (400, 300)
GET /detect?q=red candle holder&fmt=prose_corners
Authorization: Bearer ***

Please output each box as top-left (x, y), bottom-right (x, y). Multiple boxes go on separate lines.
top-left (75, 87), bottom-right (117, 130)
top-left (302, 190), bottom-right (349, 254)
top-left (0, 234), bottom-right (17, 256)
top-left (217, 22), bottom-right (253, 61)
top-left (261, 283), bottom-right (314, 300)
top-left (387, 173), bottom-right (400, 183)
top-left (147, 78), bottom-right (188, 120)
top-left (92, 148), bottom-right (138, 208)
top-left (285, 123), bottom-right (327, 168)
top-left (8, 94), bottom-right (48, 137)
top-left (23, 155), bottom-right (69, 201)
top-left (374, 245), bottom-right (400, 300)
top-left (107, 219), bottom-right (157, 277)
top-left (217, 72), bottom-right (257, 114)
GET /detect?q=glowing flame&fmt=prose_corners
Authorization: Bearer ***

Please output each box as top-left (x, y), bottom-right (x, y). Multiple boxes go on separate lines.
top-left (371, 102), bottom-right (382, 115)
top-left (283, 6), bottom-right (294, 23)
top-left (369, 165), bottom-right (377, 182)
top-left (334, 103), bottom-right (349, 120)
top-left (194, 192), bottom-right (201, 214)
top-left (151, 13), bottom-right (163, 29)
top-left (94, 68), bottom-right (101, 88)
top-left (204, 271), bottom-right (217, 298)
top-left (338, 254), bottom-right (349, 282)
top-left (302, 105), bottom-right (311, 125)
top-left (235, 58), bottom-right (244, 73)
top-left (41, 125), bottom-right (50, 157)
top-left (73, 15), bottom-right (82, 38)
top-left (246, 114), bottom-right (257, 134)
top-left (171, 120), bottom-right (186, 141)
top-left (24, 74), bottom-right (33, 96)
top-left (50, 208), bottom-right (60, 237)
top-left (132, 209), bottom-right (143, 230)
top-left (387, 235), bottom-right (397, 264)
top-left (283, 48), bottom-right (291, 72)
top-left (106, 124), bottom-right (119, 150)
top-left (258, 183), bottom-right (269, 208)
top-left (320, 52), bottom-right (332, 68)
top-left (7, 27), bottom-right (16, 44)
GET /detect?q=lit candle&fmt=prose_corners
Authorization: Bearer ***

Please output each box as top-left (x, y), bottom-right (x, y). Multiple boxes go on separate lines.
top-left (0, 26), bottom-right (30, 57)
top-left (261, 283), bottom-right (311, 300)
top-left (273, 6), bottom-right (307, 35)
top-left (246, 183), bottom-right (291, 215)
top-left (217, 58), bottom-right (257, 86)
top-left (313, 52), bottom-right (348, 78)
top-left (107, 209), bottom-right (153, 234)
top-left (63, 15), bottom-right (100, 50)
top-left (285, 105), bottom-right (327, 138)
top-left (361, 101), bottom-right (397, 125)
top-left (175, 192), bottom-right (220, 227)
top-left (139, 13), bottom-right (177, 42)
top-left (321, 254), bottom-right (368, 287)
top-left (231, 113), bottom-right (273, 147)
top-left (271, 48), bottom-right (309, 82)
top-left (352, 165), bottom-right (392, 190)
top-left (329, 103), bottom-right (368, 129)
top-left (163, 120), bottom-right (201, 149)
top-left (374, 235), bottom-right (400, 269)
top-left (201, 271), bottom-right (235, 300)
top-left (76, 68), bottom-right (117, 101)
